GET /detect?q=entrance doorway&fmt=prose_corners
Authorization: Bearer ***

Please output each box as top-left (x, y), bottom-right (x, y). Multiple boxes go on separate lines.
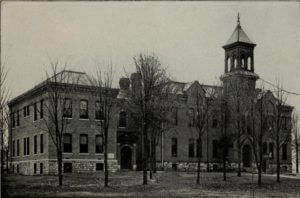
top-left (121, 146), bottom-right (132, 170)
top-left (242, 145), bottom-right (252, 167)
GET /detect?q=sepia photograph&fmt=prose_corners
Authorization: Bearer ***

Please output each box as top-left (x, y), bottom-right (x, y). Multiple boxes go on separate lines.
top-left (1, 1), bottom-right (300, 197)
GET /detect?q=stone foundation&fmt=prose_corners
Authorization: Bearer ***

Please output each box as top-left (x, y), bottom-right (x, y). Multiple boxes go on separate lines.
top-left (11, 159), bottom-right (118, 175)
top-left (156, 161), bottom-right (292, 173)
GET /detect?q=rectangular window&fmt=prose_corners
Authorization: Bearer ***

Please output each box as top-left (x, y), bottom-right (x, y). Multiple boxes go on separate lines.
top-left (17, 164), bottom-right (19, 173)
top-left (282, 143), bottom-right (287, 160)
top-left (63, 134), bottom-right (72, 153)
top-left (213, 140), bottom-right (218, 158)
top-left (188, 139), bottom-right (195, 157)
top-left (64, 162), bottom-right (72, 173)
top-left (17, 140), bottom-right (19, 156)
top-left (119, 111), bottom-right (127, 127)
top-left (96, 163), bottom-right (104, 171)
top-left (188, 108), bottom-right (195, 127)
top-left (269, 142), bottom-right (274, 159)
top-left (172, 108), bottom-right (178, 125)
top-left (171, 138), bottom-right (177, 157)
top-left (16, 111), bottom-right (20, 126)
top-left (12, 141), bottom-right (15, 157)
top-left (212, 118), bottom-right (218, 128)
top-left (196, 139), bottom-right (202, 157)
top-left (40, 100), bottom-right (44, 119)
top-left (95, 101), bottom-right (104, 120)
top-left (63, 98), bottom-right (72, 118)
top-left (27, 105), bottom-right (30, 116)
top-left (95, 135), bottom-right (103, 153)
top-left (80, 134), bottom-right (88, 153)
top-left (40, 134), bottom-right (44, 153)
top-left (12, 112), bottom-right (15, 128)
top-left (23, 138), bottom-right (26, 155)
top-left (34, 163), bottom-right (37, 174)
top-left (23, 106), bottom-right (26, 117)
top-left (40, 163), bottom-right (43, 174)
top-left (27, 137), bottom-right (30, 155)
top-left (79, 100), bottom-right (89, 119)
top-left (34, 135), bottom-right (37, 154)
top-left (34, 102), bottom-right (37, 121)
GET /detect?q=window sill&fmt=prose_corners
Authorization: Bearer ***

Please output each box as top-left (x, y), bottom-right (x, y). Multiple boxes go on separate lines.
top-left (95, 153), bottom-right (104, 155)
top-left (63, 152), bottom-right (73, 154)
top-left (63, 117), bottom-right (73, 119)
top-left (79, 153), bottom-right (90, 155)
top-left (79, 118), bottom-right (90, 121)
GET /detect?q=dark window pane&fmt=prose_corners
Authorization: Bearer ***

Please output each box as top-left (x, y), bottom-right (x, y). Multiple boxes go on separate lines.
top-left (34, 136), bottom-right (37, 154)
top-left (40, 134), bottom-right (44, 153)
top-left (95, 135), bottom-right (103, 153)
top-left (63, 99), bottom-right (72, 118)
top-left (213, 140), bottom-right (218, 158)
top-left (95, 102), bottom-right (104, 120)
top-left (96, 163), bottom-right (104, 171)
top-left (34, 102), bottom-right (37, 121)
top-left (40, 100), bottom-right (44, 119)
top-left (80, 134), bottom-right (88, 153)
top-left (188, 139), bottom-right (194, 157)
top-left (64, 163), bottom-right (72, 173)
top-left (40, 163), bottom-right (43, 174)
top-left (282, 143), bottom-right (287, 160)
top-left (63, 134), bottom-right (72, 153)
top-left (196, 139), bottom-right (202, 158)
top-left (119, 111), bottom-right (127, 127)
top-left (171, 138), bottom-right (177, 157)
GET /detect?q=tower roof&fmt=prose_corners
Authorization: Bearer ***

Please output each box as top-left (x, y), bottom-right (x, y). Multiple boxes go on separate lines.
top-left (224, 14), bottom-right (255, 47)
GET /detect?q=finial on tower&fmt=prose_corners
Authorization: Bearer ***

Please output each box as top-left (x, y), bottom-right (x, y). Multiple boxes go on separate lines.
top-left (237, 13), bottom-right (240, 26)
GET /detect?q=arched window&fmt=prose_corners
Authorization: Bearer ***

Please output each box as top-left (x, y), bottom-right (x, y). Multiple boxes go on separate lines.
top-left (63, 133), bottom-right (72, 153)
top-left (241, 54), bottom-right (245, 68)
top-left (80, 134), bottom-right (88, 153)
top-left (119, 111), bottom-right (127, 127)
top-left (247, 57), bottom-right (251, 70)
top-left (227, 57), bottom-right (231, 72)
top-left (234, 58), bottom-right (237, 69)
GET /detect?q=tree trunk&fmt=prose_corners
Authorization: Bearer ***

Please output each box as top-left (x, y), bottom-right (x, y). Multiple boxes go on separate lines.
top-left (222, 146), bottom-right (227, 181)
top-left (196, 138), bottom-right (201, 184)
top-left (104, 130), bottom-right (109, 187)
top-left (296, 142), bottom-right (299, 174)
top-left (276, 143), bottom-right (280, 182)
top-left (206, 117), bottom-right (209, 172)
top-left (152, 137), bottom-right (156, 173)
top-left (258, 145), bottom-right (262, 186)
top-left (142, 123), bottom-right (148, 185)
top-left (296, 135), bottom-right (299, 174)
top-left (57, 149), bottom-right (63, 186)
top-left (237, 132), bottom-right (241, 177)
top-left (149, 138), bottom-right (153, 180)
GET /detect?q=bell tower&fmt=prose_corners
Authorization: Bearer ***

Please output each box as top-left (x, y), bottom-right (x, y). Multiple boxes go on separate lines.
top-left (221, 14), bottom-right (259, 96)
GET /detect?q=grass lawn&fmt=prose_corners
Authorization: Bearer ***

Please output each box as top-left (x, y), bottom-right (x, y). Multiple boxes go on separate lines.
top-left (2, 171), bottom-right (300, 197)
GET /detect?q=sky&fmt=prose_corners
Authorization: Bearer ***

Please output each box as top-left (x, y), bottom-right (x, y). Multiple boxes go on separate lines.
top-left (2, 1), bottom-right (300, 113)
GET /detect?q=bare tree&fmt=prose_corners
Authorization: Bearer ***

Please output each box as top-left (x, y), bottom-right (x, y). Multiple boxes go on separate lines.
top-left (32, 61), bottom-right (78, 186)
top-left (191, 84), bottom-right (217, 184)
top-left (268, 81), bottom-right (292, 182)
top-left (291, 111), bottom-right (299, 174)
top-left (88, 60), bottom-right (115, 187)
top-left (0, 61), bottom-right (10, 173)
top-left (246, 87), bottom-right (269, 186)
top-left (127, 53), bottom-right (169, 185)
